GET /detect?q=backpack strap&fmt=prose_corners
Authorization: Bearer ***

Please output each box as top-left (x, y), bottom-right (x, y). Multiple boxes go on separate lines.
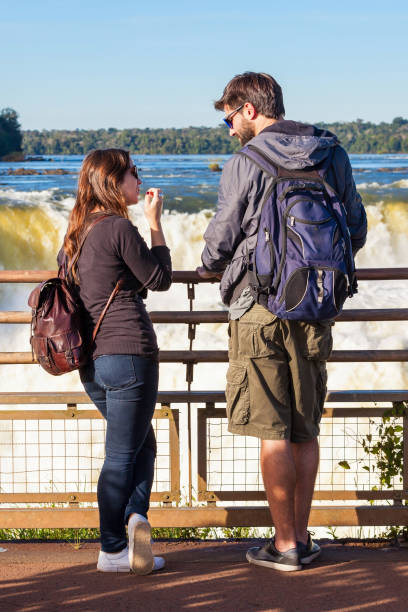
top-left (237, 147), bottom-right (278, 304)
top-left (239, 145), bottom-right (278, 177)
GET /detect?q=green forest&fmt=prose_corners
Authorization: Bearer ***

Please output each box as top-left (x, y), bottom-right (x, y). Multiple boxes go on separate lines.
top-left (22, 117), bottom-right (408, 155)
top-left (2, 107), bottom-right (408, 157)
top-left (22, 126), bottom-right (239, 155)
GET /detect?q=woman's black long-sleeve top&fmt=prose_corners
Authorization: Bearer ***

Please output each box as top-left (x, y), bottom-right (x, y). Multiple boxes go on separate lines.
top-left (58, 214), bottom-right (172, 359)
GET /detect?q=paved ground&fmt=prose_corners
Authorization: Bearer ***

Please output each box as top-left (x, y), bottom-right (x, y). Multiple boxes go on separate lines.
top-left (1, 540), bottom-right (408, 611)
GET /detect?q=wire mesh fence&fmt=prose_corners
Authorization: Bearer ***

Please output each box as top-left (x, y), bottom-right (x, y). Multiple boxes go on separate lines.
top-left (201, 410), bottom-right (404, 502)
top-left (0, 408), bottom-right (177, 504)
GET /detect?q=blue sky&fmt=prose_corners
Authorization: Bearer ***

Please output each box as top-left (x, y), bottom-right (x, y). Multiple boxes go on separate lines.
top-left (1, 0), bottom-right (407, 130)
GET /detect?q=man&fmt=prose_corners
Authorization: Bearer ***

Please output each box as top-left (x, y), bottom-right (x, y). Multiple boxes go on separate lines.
top-left (197, 72), bottom-right (367, 572)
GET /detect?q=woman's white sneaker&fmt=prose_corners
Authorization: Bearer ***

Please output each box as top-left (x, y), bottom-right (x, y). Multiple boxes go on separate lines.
top-left (128, 514), bottom-right (155, 575)
top-left (96, 548), bottom-right (164, 573)
top-left (153, 556), bottom-right (165, 571)
top-left (97, 548), bottom-right (130, 572)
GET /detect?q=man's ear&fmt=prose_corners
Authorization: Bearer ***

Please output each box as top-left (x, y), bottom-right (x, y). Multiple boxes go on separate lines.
top-left (243, 102), bottom-right (257, 120)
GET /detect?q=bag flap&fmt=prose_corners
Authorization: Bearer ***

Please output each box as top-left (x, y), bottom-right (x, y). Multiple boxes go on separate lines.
top-left (28, 278), bottom-right (61, 309)
top-left (28, 283), bottom-right (43, 309)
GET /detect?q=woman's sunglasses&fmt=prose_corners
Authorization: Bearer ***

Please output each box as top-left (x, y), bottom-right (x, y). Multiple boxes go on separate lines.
top-left (223, 104), bottom-right (244, 128)
top-left (130, 166), bottom-right (139, 179)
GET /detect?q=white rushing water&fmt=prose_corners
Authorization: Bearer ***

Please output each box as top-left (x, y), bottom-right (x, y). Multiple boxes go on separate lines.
top-left (1, 190), bottom-right (408, 394)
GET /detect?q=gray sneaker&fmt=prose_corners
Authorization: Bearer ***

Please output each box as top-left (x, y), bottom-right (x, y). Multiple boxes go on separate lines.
top-left (246, 540), bottom-right (301, 572)
top-left (297, 532), bottom-right (321, 564)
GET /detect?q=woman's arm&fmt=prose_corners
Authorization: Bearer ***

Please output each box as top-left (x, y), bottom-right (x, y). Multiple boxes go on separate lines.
top-left (144, 188), bottom-right (166, 248)
top-left (112, 217), bottom-right (172, 292)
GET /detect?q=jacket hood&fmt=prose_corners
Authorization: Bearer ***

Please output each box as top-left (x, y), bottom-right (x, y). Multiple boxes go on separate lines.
top-left (246, 120), bottom-right (339, 171)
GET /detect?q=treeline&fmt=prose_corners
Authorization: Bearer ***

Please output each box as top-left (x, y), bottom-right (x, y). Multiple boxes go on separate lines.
top-left (315, 117), bottom-right (408, 153)
top-left (17, 116), bottom-right (408, 156)
top-left (0, 108), bottom-right (23, 159)
top-left (22, 127), bottom-right (240, 156)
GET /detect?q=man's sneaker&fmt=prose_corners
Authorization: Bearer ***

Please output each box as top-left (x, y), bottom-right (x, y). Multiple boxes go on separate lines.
top-left (97, 548), bottom-right (131, 573)
top-left (246, 540), bottom-right (301, 572)
top-left (128, 514), bottom-right (155, 575)
top-left (297, 532), bottom-right (321, 564)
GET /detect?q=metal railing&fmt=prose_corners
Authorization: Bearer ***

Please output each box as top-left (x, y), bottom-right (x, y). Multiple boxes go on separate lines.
top-left (0, 269), bottom-right (407, 529)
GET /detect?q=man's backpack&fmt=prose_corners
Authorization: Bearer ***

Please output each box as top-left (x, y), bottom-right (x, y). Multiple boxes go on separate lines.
top-left (240, 144), bottom-right (357, 320)
top-left (28, 215), bottom-right (123, 375)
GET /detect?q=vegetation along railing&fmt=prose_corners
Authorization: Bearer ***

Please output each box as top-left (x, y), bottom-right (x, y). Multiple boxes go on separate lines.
top-left (0, 269), bottom-right (407, 529)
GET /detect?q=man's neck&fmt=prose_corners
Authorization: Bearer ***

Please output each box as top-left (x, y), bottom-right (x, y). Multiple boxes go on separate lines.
top-left (254, 116), bottom-right (283, 136)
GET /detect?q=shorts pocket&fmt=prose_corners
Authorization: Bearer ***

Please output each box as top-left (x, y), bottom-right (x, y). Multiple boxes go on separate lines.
top-left (238, 320), bottom-right (279, 358)
top-left (315, 364), bottom-right (328, 422)
top-left (300, 320), bottom-right (334, 361)
top-left (225, 362), bottom-right (250, 425)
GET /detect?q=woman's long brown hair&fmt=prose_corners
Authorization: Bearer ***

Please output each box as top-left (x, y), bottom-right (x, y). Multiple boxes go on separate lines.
top-left (63, 148), bottom-right (131, 281)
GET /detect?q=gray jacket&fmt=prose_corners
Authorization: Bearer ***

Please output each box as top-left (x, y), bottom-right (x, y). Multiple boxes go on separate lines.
top-left (201, 120), bottom-right (367, 306)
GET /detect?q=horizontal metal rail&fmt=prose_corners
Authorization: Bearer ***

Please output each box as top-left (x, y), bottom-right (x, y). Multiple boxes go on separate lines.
top-left (1, 389), bottom-right (408, 405)
top-left (2, 349), bottom-right (408, 365)
top-left (2, 309), bottom-right (408, 326)
top-left (1, 506), bottom-right (407, 529)
top-left (1, 489), bottom-right (404, 504)
top-left (1, 268), bottom-right (408, 283)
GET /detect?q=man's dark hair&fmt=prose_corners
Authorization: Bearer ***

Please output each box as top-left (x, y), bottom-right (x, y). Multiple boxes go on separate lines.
top-left (214, 72), bottom-right (285, 119)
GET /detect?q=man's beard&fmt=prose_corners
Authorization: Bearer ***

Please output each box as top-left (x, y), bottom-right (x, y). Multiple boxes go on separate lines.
top-left (235, 120), bottom-right (256, 146)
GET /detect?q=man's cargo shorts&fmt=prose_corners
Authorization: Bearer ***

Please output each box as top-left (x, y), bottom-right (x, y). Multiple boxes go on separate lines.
top-left (226, 303), bottom-right (333, 441)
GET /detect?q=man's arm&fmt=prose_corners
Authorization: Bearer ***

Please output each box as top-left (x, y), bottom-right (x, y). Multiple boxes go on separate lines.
top-left (198, 156), bottom-right (249, 277)
top-left (334, 147), bottom-right (367, 255)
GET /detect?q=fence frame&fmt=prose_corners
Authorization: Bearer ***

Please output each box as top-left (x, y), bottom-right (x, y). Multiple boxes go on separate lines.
top-left (0, 268), bottom-right (408, 528)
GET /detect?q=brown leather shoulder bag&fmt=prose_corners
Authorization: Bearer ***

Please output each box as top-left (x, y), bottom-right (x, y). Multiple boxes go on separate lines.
top-left (28, 215), bottom-right (123, 376)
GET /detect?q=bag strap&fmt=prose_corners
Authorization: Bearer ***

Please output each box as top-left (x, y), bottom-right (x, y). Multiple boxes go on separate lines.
top-left (92, 277), bottom-right (125, 342)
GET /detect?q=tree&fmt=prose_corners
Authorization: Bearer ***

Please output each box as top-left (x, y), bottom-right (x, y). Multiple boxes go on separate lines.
top-left (0, 108), bottom-right (23, 158)
top-left (392, 117), bottom-right (408, 127)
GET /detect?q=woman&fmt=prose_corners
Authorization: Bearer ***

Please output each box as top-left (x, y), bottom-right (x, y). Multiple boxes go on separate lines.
top-left (59, 149), bottom-right (172, 574)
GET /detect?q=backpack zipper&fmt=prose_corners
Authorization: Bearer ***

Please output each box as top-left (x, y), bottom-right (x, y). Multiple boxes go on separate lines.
top-left (273, 197), bottom-right (335, 292)
top-left (264, 227), bottom-right (275, 271)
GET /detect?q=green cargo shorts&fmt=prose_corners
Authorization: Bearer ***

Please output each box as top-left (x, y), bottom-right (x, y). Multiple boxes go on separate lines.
top-left (226, 303), bottom-right (333, 442)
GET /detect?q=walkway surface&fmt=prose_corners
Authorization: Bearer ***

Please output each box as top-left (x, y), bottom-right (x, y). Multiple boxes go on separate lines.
top-left (1, 540), bottom-right (408, 611)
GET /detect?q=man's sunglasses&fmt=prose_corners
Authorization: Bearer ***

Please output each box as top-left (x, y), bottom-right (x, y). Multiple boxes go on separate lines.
top-left (223, 104), bottom-right (244, 128)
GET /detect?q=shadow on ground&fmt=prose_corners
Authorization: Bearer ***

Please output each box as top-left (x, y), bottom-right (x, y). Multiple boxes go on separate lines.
top-left (1, 540), bottom-right (407, 611)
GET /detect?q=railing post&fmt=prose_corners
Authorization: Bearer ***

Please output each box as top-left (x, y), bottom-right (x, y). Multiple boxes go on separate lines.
top-left (403, 405), bottom-right (408, 500)
top-left (165, 404), bottom-right (181, 504)
top-left (197, 406), bottom-right (208, 502)
top-left (186, 282), bottom-right (197, 507)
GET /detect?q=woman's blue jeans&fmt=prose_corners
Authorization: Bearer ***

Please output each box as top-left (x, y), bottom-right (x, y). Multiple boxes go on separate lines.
top-left (80, 354), bottom-right (158, 553)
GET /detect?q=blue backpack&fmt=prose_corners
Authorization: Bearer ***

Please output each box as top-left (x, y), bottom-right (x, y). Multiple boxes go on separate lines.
top-left (240, 144), bottom-right (357, 320)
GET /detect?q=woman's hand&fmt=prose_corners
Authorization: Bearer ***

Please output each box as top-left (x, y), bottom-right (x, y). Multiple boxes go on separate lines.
top-left (144, 188), bottom-right (163, 230)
